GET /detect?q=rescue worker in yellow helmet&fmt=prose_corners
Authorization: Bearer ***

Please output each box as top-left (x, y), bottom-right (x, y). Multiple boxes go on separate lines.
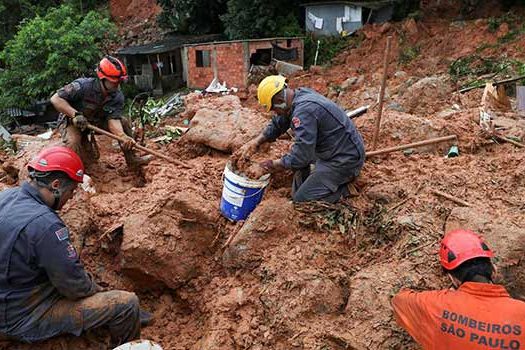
top-left (235, 75), bottom-right (365, 203)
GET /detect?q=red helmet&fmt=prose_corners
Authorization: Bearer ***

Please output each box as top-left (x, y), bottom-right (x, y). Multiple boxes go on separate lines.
top-left (27, 146), bottom-right (85, 183)
top-left (96, 55), bottom-right (128, 83)
top-left (439, 229), bottom-right (494, 270)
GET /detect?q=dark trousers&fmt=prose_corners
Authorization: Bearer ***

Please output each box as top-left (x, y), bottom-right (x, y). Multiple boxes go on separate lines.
top-left (292, 162), bottom-right (361, 203)
top-left (12, 291), bottom-right (140, 347)
top-left (59, 116), bottom-right (135, 167)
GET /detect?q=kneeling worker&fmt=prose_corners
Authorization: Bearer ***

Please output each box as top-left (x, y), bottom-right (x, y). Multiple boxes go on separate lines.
top-left (392, 229), bottom-right (525, 349)
top-left (0, 146), bottom-right (141, 346)
top-left (236, 75), bottom-right (365, 203)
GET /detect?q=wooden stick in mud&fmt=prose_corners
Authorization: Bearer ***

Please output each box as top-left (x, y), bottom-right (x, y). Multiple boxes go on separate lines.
top-left (459, 75), bottom-right (525, 94)
top-left (430, 189), bottom-right (471, 207)
top-left (366, 135), bottom-right (457, 157)
top-left (372, 35), bottom-right (392, 150)
top-left (87, 124), bottom-right (192, 169)
top-left (493, 133), bottom-right (525, 148)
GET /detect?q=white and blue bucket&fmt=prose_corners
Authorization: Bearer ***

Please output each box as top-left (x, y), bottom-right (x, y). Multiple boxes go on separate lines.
top-left (220, 162), bottom-right (270, 221)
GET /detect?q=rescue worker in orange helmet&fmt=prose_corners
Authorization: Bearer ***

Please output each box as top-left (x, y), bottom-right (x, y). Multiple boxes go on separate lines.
top-left (50, 56), bottom-right (151, 168)
top-left (392, 229), bottom-right (525, 350)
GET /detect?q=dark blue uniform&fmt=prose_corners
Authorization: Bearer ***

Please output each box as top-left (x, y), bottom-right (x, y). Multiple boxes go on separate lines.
top-left (263, 88), bottom-right (365, 202)
top-left (0, 183), bottom-right (140, 344)
top-left (57, 77), bottom-right (124, 125)
top-left (56, 77), bottom-right (134, 165)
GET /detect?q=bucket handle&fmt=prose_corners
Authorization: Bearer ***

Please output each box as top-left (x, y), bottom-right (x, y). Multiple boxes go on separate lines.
top-left (222, 173), bottom-right (268, 199)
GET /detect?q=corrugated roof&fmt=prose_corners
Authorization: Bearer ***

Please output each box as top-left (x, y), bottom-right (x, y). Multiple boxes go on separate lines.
top-left (183, 36), bottom-right (304, 48)
top-left (117, 34), bottom-right (224, 55)
top-left (301, 0), bottom-right (398, 9)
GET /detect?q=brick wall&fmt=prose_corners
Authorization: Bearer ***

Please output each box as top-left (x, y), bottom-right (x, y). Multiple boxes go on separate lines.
top-left (186, 38), bottom-right (304, 89)
top-left (248, 38), bottom-right (304, 67)
top-left (186, 42), bottom-right (246, 89)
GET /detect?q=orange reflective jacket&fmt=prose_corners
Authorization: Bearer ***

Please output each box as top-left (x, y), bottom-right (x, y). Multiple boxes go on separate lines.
top-left (392, 282), bottom-right (525, 350)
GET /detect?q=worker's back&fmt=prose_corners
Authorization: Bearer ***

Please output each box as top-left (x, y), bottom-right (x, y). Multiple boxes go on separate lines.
top-left (291, 88), bottom-right (365, 168)
top-left (392, 282), bottom-right (525, 350)
top-left (0, 183), bottom-right (62, 332)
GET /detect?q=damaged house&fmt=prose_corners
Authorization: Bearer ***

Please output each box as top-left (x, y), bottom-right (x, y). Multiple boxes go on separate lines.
top-left (119, 36), bottom-right (304, 93)
top-left (303, 1), bottom-right (398, 36)
top-left (117, 35), bottom-right (221, 95)
top-left (184, 37), bottom-right (304, 90)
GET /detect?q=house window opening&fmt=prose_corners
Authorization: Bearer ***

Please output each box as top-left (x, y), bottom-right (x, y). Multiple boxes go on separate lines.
top-left (196, 50), bottom-right (211, 67)
top-left (250, 48), bottom-right (272, 66)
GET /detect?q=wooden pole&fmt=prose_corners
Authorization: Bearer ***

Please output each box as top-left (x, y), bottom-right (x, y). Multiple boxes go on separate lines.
top-left (87, 124), bottom-right (192, 169)
top-left (366, 135), bottom-right (457, 157)
top-left (459, 74), bottom-right (525, 94)
top-left (493, 133), bottom-right (525, 148)
top-left (430, 189), bottom-right (471, 207)
top-left (372, 35), bottom-right (392, 150)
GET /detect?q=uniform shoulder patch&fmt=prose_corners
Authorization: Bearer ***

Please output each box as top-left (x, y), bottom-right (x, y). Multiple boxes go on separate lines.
top-left (62, 81), bottom-right (81, 96)
top-left (292, 116), bottom-right (301, 128)
top-left (55, 227), bottom-right (69, 241)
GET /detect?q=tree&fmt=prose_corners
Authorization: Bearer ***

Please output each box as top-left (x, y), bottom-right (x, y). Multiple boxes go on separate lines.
top-left (157, 0), bottom-right (227, 34)
top-left (0, 4), bottom-right (116, 109)
top-left (220, 0), bottom-right (302, 39)
top-left (0, 0), bottom-right (104, 52)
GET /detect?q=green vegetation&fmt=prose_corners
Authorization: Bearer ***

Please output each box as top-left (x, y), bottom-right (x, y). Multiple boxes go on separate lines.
top-left (220, 0), bottom-right (302, 39)
top-left (157, 0), bottom-right (227, 34)
top-left (449, 54), bottom-right (525, 89)
top-left (0, 138), bottom-right (16, 154)
top-left (0, 0), bottom-right (105, 50)
top-left (0, 5), bottom-right (116, 110)
top-left (399, 45), bottom-right (420, 65)
top-left (128, 97), bottom-right (166, 126)
top-left (304, 34), bottom-right (360, 68)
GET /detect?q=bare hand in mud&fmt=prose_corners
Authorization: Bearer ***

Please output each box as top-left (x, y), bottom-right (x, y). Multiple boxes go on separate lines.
top-left (258, 159), bottom-right (282, 173)
top-left (121, 135), bottom-right (136, 151)
top-left (231, 140), bottom-right (258, 168)
top-left (238, 140), bottom-right (259, 159)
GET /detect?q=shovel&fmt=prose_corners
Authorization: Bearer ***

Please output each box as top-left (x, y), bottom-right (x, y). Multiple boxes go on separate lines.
top-left (86, 123), bottom-right (192, 169)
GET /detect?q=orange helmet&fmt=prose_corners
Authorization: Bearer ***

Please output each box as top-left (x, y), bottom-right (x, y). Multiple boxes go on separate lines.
top-left (439, 229), bottom-right (494, 270)
top-left (96, 55), bottom-right (128, 83)
top-left (28, 146), bottom-right (85, 183)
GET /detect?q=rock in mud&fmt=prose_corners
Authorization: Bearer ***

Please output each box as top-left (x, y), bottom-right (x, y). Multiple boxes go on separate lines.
top-left (222, 198), bottom-right (294, 269)
top-left (183, 95), bottom-right (268, 152)
top-left (120, 191), bottom-right (220, 288)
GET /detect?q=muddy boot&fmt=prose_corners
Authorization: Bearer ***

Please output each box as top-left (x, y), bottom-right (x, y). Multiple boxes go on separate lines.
top-left (88, 133), bottom-right (100, 160)
top-left (123, 150), bottom-right (153, 168)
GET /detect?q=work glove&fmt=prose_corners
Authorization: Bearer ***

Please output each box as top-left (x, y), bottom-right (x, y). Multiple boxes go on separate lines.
top-left (72, 113), bottom-right (88, 131)
top-left (120, 135), bottom-right (136, 151)
top-left (259, 159), bottom-right (282, 173)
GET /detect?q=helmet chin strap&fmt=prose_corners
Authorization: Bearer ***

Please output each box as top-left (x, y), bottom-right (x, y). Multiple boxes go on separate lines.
top-left (273, 88), bottom-right (288, 110)
top-left (28, 170), bottom-right (66, 210)
top-left (51, 188), bottom-right (62, 210)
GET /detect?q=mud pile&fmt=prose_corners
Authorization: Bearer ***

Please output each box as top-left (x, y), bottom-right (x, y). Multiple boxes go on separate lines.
top-left (2, 8), bottom-right (525, 350)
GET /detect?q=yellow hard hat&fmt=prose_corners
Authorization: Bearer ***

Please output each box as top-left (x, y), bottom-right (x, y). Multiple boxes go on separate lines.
top-left (257, 75), bottom-right (287, 112)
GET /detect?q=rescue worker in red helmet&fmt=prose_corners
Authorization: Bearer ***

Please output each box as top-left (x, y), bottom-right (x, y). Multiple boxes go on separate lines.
top-left (50, 55), bottom-right (151, 168)
top-left (392, 229), bottom-right (525, 349)
top-left (0, 146), bottom-right (144, 346)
